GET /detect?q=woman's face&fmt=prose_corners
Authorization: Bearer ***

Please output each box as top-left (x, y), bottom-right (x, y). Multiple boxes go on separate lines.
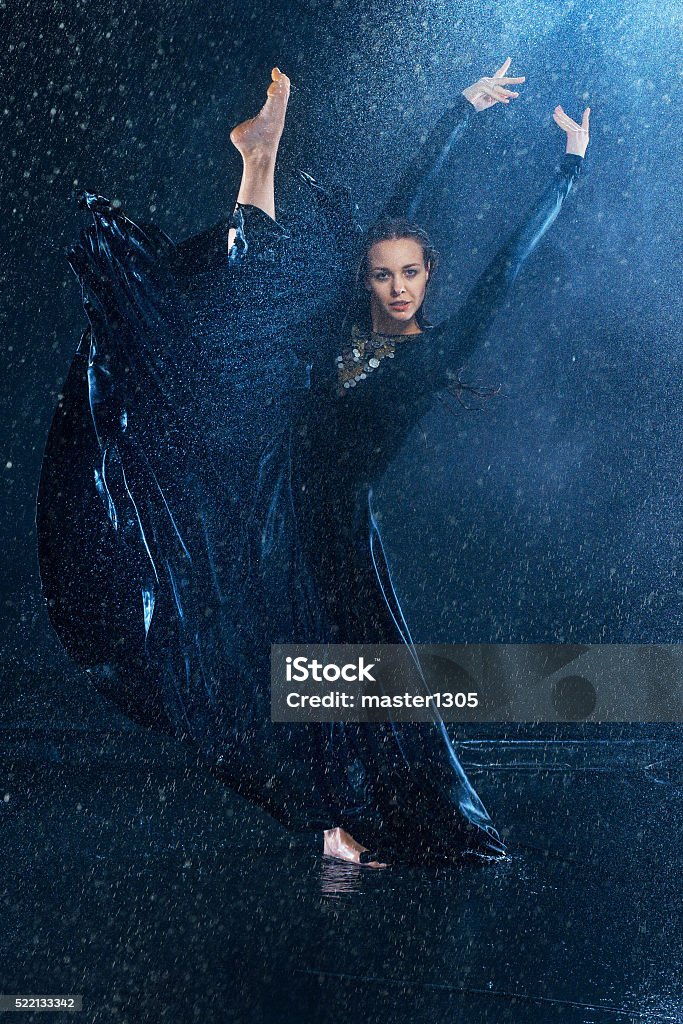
top-left (365, 238), bottom-right (430, 331)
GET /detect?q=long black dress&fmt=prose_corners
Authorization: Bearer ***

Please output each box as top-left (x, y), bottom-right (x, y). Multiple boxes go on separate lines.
top-left (37, 95), bottom-right (583, 862)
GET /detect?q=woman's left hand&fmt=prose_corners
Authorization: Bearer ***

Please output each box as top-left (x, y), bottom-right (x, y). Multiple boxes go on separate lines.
top-left (462, 57), bottom-right (526, 112)
top-left (553, 105), bottom-right (591, 157)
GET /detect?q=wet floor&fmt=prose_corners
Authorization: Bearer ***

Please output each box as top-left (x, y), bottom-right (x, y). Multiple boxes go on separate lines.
top-left (1, 668), bottom-right (682, 1023)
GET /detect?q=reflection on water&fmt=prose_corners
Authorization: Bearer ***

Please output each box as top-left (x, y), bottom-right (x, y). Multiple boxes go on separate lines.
top-left (318, 857), bottom-right (366, 898)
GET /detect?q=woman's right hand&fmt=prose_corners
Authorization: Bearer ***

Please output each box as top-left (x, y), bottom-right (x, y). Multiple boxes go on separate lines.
top-left (553, 105), bottom-right (591, 157)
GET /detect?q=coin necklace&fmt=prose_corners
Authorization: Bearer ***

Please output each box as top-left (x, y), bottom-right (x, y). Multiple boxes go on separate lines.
top-left (335, 324), bottom-right (412, 397)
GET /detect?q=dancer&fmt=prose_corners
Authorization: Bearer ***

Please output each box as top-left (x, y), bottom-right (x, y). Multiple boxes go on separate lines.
top-left (37, 60), bottom-right (589, 868)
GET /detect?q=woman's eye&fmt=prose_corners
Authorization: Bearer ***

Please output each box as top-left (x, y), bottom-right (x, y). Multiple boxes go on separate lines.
top-left (405, 269), bottom-right (418, 277)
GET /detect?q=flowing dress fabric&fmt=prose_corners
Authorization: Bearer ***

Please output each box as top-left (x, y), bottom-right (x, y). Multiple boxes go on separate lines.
top-left (37, 95), bottom-right (582, 861)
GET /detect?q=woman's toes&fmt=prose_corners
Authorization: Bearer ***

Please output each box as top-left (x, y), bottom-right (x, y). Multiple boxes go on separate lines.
top-left (267, 74), bottom-right (290, 99)
top-left (360, 855), bottom-right (388, 868)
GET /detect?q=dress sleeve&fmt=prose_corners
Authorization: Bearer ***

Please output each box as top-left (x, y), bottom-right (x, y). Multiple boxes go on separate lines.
top-left (172, 216), bottom-right (232, 274)
top-left (67, 191), bottom-right (196, 427)
top-left (65, 191), bottom-right (198, 610)
top-left (425, 154), bottom-right (584, 390)
top-left (377, 93), bottom-right (474, 222)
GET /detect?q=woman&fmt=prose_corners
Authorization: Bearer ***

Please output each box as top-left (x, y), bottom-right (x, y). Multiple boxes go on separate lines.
top-left (37, 60), bottom-right (589, 867)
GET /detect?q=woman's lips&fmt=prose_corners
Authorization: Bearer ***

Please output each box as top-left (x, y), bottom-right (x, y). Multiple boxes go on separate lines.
top-left (390, 301), bottom-right (410, 310)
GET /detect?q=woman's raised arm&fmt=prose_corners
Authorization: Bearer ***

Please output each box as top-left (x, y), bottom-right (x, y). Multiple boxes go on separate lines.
top-left (380, 57), bottom-right (526, 222)
top-left (425, 104), bottom-right (591, 390)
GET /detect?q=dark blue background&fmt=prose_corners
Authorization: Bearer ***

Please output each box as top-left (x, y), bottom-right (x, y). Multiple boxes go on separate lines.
top-left (2, 0), bottom-right (681, 673)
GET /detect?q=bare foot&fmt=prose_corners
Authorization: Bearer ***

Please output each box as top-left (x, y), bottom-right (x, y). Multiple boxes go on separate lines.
top-left (323, 827), bottom-right (389, 868)
top-left (229, 67), bottom-right (291, 160)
